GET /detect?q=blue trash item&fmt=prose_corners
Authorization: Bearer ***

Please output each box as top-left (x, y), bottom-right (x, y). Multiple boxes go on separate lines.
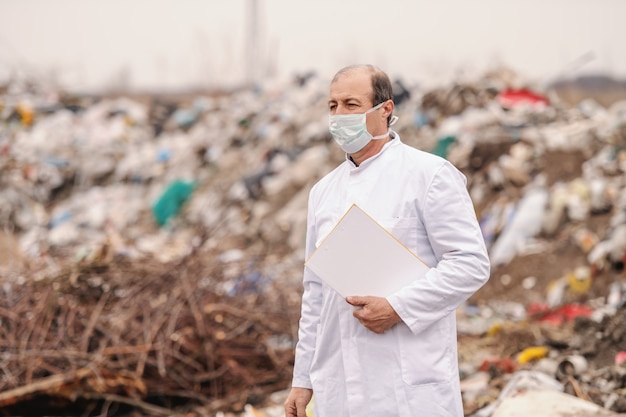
top-left (171, 98), bottom-right (207, 129)
top-left (151, 180), bottom-right (196, 226)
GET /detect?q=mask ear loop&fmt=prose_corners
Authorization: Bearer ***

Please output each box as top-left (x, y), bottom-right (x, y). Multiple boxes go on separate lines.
top-left (366, 101), bottom-right (387, 114)
top-left (372, 109), bottom-right (399, 140)
top-left (377, 100), bottom-right (398, 127)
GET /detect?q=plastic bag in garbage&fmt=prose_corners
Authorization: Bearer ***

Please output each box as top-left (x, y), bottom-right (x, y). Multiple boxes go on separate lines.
top-left (151, 180), bottom-right (196, 226)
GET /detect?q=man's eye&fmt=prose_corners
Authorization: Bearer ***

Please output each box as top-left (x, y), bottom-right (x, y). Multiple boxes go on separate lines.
top-left (329, 105), bottom-right (337, 111)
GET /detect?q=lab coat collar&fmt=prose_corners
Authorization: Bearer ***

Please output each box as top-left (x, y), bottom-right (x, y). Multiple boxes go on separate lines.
top-left (346, 130), bottom-right (400, 168)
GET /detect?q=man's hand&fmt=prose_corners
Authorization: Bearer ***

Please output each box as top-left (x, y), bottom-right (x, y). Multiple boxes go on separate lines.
top-left (284, 387), bottom-right (313, 417)
top-left (346, 295), bottom-right (402, 333)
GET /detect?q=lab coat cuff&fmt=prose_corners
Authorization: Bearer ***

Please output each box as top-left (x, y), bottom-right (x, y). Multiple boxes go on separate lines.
top-left (291, 376), bottom-right (313, 390)
top-left (387, 294), bottom-right (423, 335)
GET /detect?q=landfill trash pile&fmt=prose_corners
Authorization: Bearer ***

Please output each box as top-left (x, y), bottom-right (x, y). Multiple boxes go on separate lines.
top-left (0, 67), bottom-right (625, 416)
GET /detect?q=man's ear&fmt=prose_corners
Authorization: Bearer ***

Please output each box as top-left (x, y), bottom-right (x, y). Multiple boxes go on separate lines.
top-left (382, 100), bottom-right (394, 119)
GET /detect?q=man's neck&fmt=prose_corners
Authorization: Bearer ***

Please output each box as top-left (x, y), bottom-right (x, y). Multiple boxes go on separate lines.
top-left (349, 136), bottom-right (391, 166)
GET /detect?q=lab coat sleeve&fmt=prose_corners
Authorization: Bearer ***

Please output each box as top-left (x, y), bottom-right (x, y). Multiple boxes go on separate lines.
top-left (387, 161), bottom-right (490, 335)
top-left (291, 194), bottom-right (324, 389)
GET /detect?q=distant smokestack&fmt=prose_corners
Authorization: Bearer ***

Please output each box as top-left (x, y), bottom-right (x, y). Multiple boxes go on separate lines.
top-left (246, 0), bottom-right (260, 86)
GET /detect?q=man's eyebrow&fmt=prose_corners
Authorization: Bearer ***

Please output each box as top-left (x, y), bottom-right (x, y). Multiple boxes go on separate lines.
top-left (329, 97), bottom-right (360, 104)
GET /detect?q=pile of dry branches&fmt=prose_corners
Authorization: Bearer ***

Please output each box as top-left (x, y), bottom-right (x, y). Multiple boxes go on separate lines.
top-left (0, 251), bottom-right (300, 416)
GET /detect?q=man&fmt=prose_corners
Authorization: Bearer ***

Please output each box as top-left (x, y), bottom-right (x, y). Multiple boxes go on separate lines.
top-left (284, 64), bottom-right (490, 417)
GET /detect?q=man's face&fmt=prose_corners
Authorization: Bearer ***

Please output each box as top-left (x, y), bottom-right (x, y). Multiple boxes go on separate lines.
top-left (328, 70), bottom-right (387, 137)
top-left (328, 70), bottom-right (373, 116)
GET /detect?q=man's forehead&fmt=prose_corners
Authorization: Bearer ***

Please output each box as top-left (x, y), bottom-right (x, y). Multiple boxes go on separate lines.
top-left (329, 71), bottom-right (372, 102)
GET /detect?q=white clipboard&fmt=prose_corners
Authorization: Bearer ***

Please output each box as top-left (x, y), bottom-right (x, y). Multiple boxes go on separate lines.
top-left (305, 204), bottom-right (429, 297)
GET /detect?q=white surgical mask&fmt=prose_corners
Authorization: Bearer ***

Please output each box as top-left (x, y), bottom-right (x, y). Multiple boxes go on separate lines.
top-left (329, 101), bottom-right (390, 154)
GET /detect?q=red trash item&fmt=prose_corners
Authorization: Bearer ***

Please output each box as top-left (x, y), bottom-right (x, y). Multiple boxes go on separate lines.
top-left (497, 88), bottom-right (550, 109)
top-left (527, 303), bottom-right (593, 326)
top-left (479, 357), bottom-right (517, 374)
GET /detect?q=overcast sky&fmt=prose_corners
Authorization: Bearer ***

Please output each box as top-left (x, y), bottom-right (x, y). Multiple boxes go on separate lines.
top-left (1, 0), bottom-right (625, 92)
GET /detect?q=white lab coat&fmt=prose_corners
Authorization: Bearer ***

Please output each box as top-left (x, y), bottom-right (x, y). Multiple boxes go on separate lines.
top-left (291, 133), bottom-right (490, 417)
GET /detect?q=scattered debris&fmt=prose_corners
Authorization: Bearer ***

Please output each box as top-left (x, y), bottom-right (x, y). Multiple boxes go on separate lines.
top-left (1, 68), bottom-right (625, 415)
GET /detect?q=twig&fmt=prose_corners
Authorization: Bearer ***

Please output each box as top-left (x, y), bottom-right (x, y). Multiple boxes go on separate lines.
top-left (19, 288), bottom-right (52, 384)
top-left (0, 306), bottom-right (19, 321)
top-left (80, 292), bottom-right (110, 352)
top-left (0, 368), bottom-right (93, 406)
top-left (566, 376), bottom-right (591, 401)
top-left (180, 268), bottom-right (218, 397)
top-left (80, 392), bottom-right (186, 417)
top-left (203, 302), bottom-right (286, 333)
top-left (0, 345), bottom-right (156, 360)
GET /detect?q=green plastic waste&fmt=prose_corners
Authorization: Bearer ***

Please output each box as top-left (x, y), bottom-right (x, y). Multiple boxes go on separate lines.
top-left (431, 135), bottom-right (456, 159)
top-left (151, 180), bottom-right (196, 226)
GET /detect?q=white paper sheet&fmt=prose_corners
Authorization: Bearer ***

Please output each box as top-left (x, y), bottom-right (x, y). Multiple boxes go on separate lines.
top-left (305, 204), bottom-right (429, 297)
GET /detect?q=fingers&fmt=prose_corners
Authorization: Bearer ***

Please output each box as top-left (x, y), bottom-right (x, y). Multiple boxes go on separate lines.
top-left (346, 295), bottom-right (367, 306)
top-left (346, 295), bottom-right (378, 307)
top-left (348, 296), bottom-right (402, 333)
top-left (285, 403), bottom-right (306, 417)
top-left (284, 400), bottom-right (301, 417)
top-left (284, 388), bottom-right (312, 417)
top-left (297, 405), bottom-right (308, 417)
top-left (352, 306), bottom-right (384, 333)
